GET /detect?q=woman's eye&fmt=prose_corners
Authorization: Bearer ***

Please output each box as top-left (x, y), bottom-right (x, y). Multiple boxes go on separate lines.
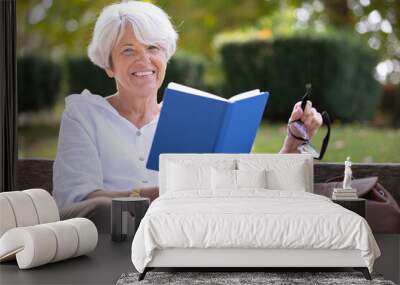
top-left (149, 45), bottom-right (159, 50)
top-left (123, 48), bottom-right (134, 54)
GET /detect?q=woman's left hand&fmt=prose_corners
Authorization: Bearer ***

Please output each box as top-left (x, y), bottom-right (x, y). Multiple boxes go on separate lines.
top-left (280, 100), bottom-right (323, 153)
top-left (139, 187), bottom-right (159, 202)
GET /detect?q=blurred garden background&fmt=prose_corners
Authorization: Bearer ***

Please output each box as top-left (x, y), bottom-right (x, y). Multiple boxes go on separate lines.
top-left (17, 0), bottom-right (400, 162)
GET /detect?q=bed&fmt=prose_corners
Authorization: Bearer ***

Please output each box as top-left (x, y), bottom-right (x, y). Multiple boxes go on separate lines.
top-left (131, 154), bottom-right (380, 280)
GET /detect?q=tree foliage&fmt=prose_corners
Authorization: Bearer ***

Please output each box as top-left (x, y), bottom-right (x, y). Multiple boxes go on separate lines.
top-left (17, 0), bottom-right (399, 62)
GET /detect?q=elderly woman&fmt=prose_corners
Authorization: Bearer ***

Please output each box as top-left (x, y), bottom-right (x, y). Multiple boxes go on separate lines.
top-left (53, 1), bottom-right (322, 232)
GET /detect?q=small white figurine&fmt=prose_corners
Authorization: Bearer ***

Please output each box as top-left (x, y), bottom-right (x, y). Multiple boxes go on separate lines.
top-left (343, 156), bottom-right (352, 190)
top-left (332, 157), bottom-right (357, 199)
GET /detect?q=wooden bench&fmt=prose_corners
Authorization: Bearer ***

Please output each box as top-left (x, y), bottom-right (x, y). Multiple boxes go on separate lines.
top-left (15, 158), bottom-right (400, 203)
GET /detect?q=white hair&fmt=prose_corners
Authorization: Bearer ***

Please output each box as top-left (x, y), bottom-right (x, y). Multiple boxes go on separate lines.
top-left (88, 1), bottom-right (178, 69)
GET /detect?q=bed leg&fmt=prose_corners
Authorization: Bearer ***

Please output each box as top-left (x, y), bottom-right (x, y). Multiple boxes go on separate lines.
top-left (354, 267), bottom-right (371, 280)
top-left (138, 268), bottom-right (148, 281)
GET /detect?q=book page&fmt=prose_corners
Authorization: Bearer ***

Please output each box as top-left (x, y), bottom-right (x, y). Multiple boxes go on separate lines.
top-left (168, 82), bottom-right (228, 102)
top-left (229, 89), bottom-right (261, 102)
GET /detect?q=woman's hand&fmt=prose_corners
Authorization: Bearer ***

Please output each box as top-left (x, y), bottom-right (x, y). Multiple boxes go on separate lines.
top-left (280, 101), bottom-right (323, 154)
top-left (138, 187), bottom-right (159, 202)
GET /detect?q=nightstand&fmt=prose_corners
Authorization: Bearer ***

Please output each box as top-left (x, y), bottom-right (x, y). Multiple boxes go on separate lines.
top-left (332, 198), bottom-right (366, 218)
top-left (111, 197), bottom-right (150, 242)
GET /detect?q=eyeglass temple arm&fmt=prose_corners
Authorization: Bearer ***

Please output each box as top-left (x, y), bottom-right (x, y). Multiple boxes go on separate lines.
top-left (317, 111), bottom-right (331, 160)
top-left (301, 84), bottom-right (312, 110)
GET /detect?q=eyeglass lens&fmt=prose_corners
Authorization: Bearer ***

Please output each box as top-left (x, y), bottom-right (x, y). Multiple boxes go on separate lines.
top-left (287, 121), bottom-right (310, 141)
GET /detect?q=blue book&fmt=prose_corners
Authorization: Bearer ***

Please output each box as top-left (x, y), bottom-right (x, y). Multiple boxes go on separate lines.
top-left (146, 82), bottom-right (269, 171)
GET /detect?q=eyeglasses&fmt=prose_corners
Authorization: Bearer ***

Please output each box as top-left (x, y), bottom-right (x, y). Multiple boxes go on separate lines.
top-left (287, 86), bottom-right (331, 160)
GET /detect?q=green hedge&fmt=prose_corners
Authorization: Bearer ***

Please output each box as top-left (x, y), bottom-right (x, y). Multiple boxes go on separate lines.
top-left (219, 34), bottom-right (381, 122)
top-left (159, 52), bottom-right (205, 100)
top-left (67, 52), bottom-right (205, 101)
top-left (66, 57), bottom-right (116, 96)
top-left (380, 83), bottom-right (400, 127)
top-left (17, 56), bottom-right (62, 113)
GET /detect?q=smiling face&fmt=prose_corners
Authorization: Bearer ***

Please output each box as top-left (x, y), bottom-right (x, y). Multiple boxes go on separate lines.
top-left (106, 23), bottom-right (167, 99)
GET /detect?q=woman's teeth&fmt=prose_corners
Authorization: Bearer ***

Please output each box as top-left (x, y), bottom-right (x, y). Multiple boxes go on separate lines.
top-left (133, 71), bottom-right (154, 76)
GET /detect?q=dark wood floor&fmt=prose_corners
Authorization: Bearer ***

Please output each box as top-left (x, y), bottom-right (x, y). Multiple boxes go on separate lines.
top-left (0, 234), bottom-right (133, 285)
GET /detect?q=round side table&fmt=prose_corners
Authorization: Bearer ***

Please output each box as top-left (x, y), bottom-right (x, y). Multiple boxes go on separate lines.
top-left (111, 197), bottom-right (150, 242)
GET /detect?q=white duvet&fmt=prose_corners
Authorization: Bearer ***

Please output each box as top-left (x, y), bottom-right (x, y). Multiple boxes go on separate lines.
top-left (131, 190), bottom-right (380, 273)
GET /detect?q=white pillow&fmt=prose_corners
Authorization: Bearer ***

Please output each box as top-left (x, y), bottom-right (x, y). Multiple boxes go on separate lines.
top-left (211, 169), bottom-right (268, 190)
top-left (167, 162), bottom-right (211, 191)
top-left (211, 168), bottom-right (236, 190)
top-left (236, 169), bottom-right (267, 189)
top-left (266, 167), bottom-right (306, 191)
top-left (237, 158), bottom-right (308, 191)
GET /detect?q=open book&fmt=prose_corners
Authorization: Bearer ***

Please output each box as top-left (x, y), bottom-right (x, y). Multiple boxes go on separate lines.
top-left (146, 82), bottom-right (269, 171)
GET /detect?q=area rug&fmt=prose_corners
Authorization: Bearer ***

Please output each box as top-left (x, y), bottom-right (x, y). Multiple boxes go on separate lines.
top-left (116, 271), bottom-right (396, 285)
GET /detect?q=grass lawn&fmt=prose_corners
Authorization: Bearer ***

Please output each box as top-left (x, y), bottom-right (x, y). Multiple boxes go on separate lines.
top-left (18, 122), bottom-right (400, 163)
top-left (254, 123), bottom-right (400, 163)
top-left (18, 124), bottom-right (60, 159)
